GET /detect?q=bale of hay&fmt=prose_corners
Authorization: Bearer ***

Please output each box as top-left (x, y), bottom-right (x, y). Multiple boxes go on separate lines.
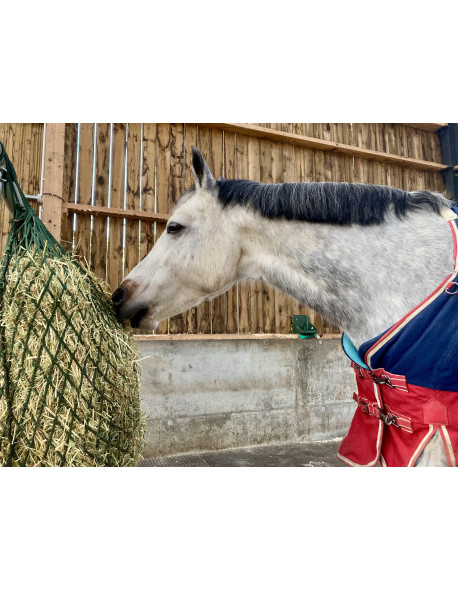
top-left (0, 142), bottom-right (145, 467)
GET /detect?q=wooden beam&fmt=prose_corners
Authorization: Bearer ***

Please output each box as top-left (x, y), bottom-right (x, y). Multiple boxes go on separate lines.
top-left (196, 124), bottom-right (447, 172)
top-left (42, 194), bottom-right (63, 241)
top-left (42, 123), bottom-right (66, 240)
top-left (402, 123), bottom-right (447, 133)
top-left (133, 333), bottom-right (341, 341)
top-left (63, 202), bottom-right (169, 223)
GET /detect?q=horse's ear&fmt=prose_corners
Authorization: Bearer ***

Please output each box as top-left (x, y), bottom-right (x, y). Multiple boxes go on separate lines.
top-left (191, 146), bottom-right (216, 190)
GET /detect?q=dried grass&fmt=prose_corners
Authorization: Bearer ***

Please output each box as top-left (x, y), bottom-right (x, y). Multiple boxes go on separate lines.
top-left (0, 247), bottom-right (146, 466)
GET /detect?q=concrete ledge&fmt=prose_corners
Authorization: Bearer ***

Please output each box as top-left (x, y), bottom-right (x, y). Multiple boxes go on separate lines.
top-left (136, 337), bottom-right (355, 458)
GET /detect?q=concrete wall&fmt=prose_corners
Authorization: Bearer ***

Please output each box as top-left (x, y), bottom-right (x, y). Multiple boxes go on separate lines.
top-left (136, 337), bottom-right (356, 458)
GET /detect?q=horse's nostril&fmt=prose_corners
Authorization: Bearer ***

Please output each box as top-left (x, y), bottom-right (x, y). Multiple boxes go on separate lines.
top-left (112, 287), bottom-right (127, 307)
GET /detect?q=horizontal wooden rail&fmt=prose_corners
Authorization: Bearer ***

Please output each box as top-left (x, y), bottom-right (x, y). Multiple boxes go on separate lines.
top-left (402, 123), bottom-right (447, 133)
top-left (197, 123), bottom-right (447, 172)
top-left (133, 333), bottom-right (341, 341)
top-left (63, 202), bottom-right (170, 223)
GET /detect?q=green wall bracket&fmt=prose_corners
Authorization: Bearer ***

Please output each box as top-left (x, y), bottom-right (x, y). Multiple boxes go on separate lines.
top-left (291, 315), bottom-right (318, 339)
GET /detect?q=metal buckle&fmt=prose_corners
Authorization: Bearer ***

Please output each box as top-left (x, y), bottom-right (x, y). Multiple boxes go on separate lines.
top-left (372, 373), bottom-right (393, 387)
top-left (358, 400), bottom-right (370, 414)
top-left (378, 408), bottom-right (401, 428)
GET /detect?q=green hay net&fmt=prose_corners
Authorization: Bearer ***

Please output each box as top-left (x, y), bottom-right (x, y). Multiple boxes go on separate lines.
top-left (0, 141), bottom-right (145, 466)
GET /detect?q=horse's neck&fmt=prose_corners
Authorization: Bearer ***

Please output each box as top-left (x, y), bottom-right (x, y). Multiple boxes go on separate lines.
top-left (236, 210), bottom-right (454, 347)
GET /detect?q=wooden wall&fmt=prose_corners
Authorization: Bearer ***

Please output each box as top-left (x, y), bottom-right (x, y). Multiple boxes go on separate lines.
top-left (0, 123), bottom-right (43, 252)
top-left (0, 123), bottom-right (446, 335)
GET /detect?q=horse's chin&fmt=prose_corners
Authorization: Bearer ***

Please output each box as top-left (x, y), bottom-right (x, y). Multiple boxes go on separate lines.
top-left (145, 318), bottom-right (160, 331)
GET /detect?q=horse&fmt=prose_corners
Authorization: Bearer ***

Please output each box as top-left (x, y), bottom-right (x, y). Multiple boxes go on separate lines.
top-left (112, 147), bottom-right (458, 467)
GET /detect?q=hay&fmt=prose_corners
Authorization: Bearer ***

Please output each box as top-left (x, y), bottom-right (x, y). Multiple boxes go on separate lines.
top-left (0, 246), bottom-right (146, 467)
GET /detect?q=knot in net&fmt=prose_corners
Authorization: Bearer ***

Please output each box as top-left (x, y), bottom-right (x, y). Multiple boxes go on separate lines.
top-left (0, 141), bottom-right (145, 466)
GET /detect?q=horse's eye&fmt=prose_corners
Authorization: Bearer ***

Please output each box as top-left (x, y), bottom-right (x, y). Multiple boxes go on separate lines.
top-left (167, 222), bottom-right (185, 235)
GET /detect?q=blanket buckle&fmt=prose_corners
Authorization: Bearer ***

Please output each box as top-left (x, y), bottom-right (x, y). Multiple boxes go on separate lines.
top-left (372, 373), bottom-right (393, 388)
top-left (378, 408), bottom-right (401, 428)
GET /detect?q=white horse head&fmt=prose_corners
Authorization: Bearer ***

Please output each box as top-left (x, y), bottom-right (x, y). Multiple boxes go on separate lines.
top-left (112, 147), bottom-right (243, 330)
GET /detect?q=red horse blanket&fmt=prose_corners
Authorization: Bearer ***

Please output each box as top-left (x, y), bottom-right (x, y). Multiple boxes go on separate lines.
top-left (338, 207), bottom-right (458, 467)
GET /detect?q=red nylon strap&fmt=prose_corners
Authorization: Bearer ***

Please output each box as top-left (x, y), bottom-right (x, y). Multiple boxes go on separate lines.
top-left (353, 392), bottom-right (414, 433)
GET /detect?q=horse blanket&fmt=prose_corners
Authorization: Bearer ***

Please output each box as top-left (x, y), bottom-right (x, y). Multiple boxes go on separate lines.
top-left (338, 207), bottom-right (458, 466)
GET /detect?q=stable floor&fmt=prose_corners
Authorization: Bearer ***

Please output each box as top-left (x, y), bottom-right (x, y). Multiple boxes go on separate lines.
top-left (140, 438), bottom-right (346, 467)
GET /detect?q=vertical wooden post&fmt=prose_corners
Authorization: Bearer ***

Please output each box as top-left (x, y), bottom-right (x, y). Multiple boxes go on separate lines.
top-left (42, 123), bottom-right (66, 241)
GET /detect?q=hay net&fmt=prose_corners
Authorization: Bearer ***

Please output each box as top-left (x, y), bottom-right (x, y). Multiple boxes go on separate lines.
top-left (0, 141), bottom-right (145, 466)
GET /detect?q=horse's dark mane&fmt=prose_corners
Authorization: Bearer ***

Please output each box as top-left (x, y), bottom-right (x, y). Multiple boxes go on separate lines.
top-left (216, 179), bottom-right (450, 225)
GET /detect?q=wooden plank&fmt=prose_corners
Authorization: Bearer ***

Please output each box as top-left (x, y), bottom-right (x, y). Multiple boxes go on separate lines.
top-left (30, 123), bottom-right (44, 196)
top-left (196, 126), bottom-right (213, 334)
top-left (73, 123), bottom-right (94, 265)
top-left (155, 124), bottom-right (171, 228)
top-left (20, 123), bottom-right (33, 194)
top-left (197, 123), bottom-right (447, 171)
top-left (42, 194), bottom-right (63, 241)
top-left (134, 332), bottom-right (341, 342)
top-left (169, 123), bottom-right (185, 334)
top-left (124, 123), bottom-right (142, 279)
top-left (352, 123), bottom-right (369, 183)
top-left (369, 124), bottom-right (383, 186)
top-left (224, 131), bottom-right (239, 334)
top-left (320, 123), bottom-right (335, 183)
top-left (91, 123), bottom-right (110, 281)
top-left (140, 123), bottom-right (157, 262)
top-left (406, 127), bottom-right (425, 191)
top-left (332, 123), bottom-right (354, 185)
top-left (107, 123), bottom-right (126, 292)
top-left (427, 130), bottom-right (446, 192)
top-left (62, 123), bottom-right (78, 252)
top-left (382, 124), bottom-right (402, 190)
top-left (42, 123), bottom-right (66, 243)
top-left (63, 202), bottom-right (169, 222)
top-left (402, 123), bottom-right (446, 133)
top-left (390, 124), bottom-right (405, 190)
top-left (210, 128), bottom-right (227, 334)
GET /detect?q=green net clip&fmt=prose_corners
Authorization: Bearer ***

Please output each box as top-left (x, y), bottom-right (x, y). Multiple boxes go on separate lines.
top-left (291, 315), bottom-right (318, 339)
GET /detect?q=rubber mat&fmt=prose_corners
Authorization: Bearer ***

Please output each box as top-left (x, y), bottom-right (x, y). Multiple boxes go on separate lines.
top-left (140, 438), bottom-right (347, 467)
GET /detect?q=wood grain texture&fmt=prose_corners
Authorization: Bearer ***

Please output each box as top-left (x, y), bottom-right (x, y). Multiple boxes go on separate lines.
top-left (73, 123), bottom-right (94, 266)
top-left (90, 123), bottom-right (110, 281)
top-left (199, 123), bottom-right (447, 171)
top-left (107, 123), bottom-right (126, 291)
top-left (125, 123), bottom-right (142, 279)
